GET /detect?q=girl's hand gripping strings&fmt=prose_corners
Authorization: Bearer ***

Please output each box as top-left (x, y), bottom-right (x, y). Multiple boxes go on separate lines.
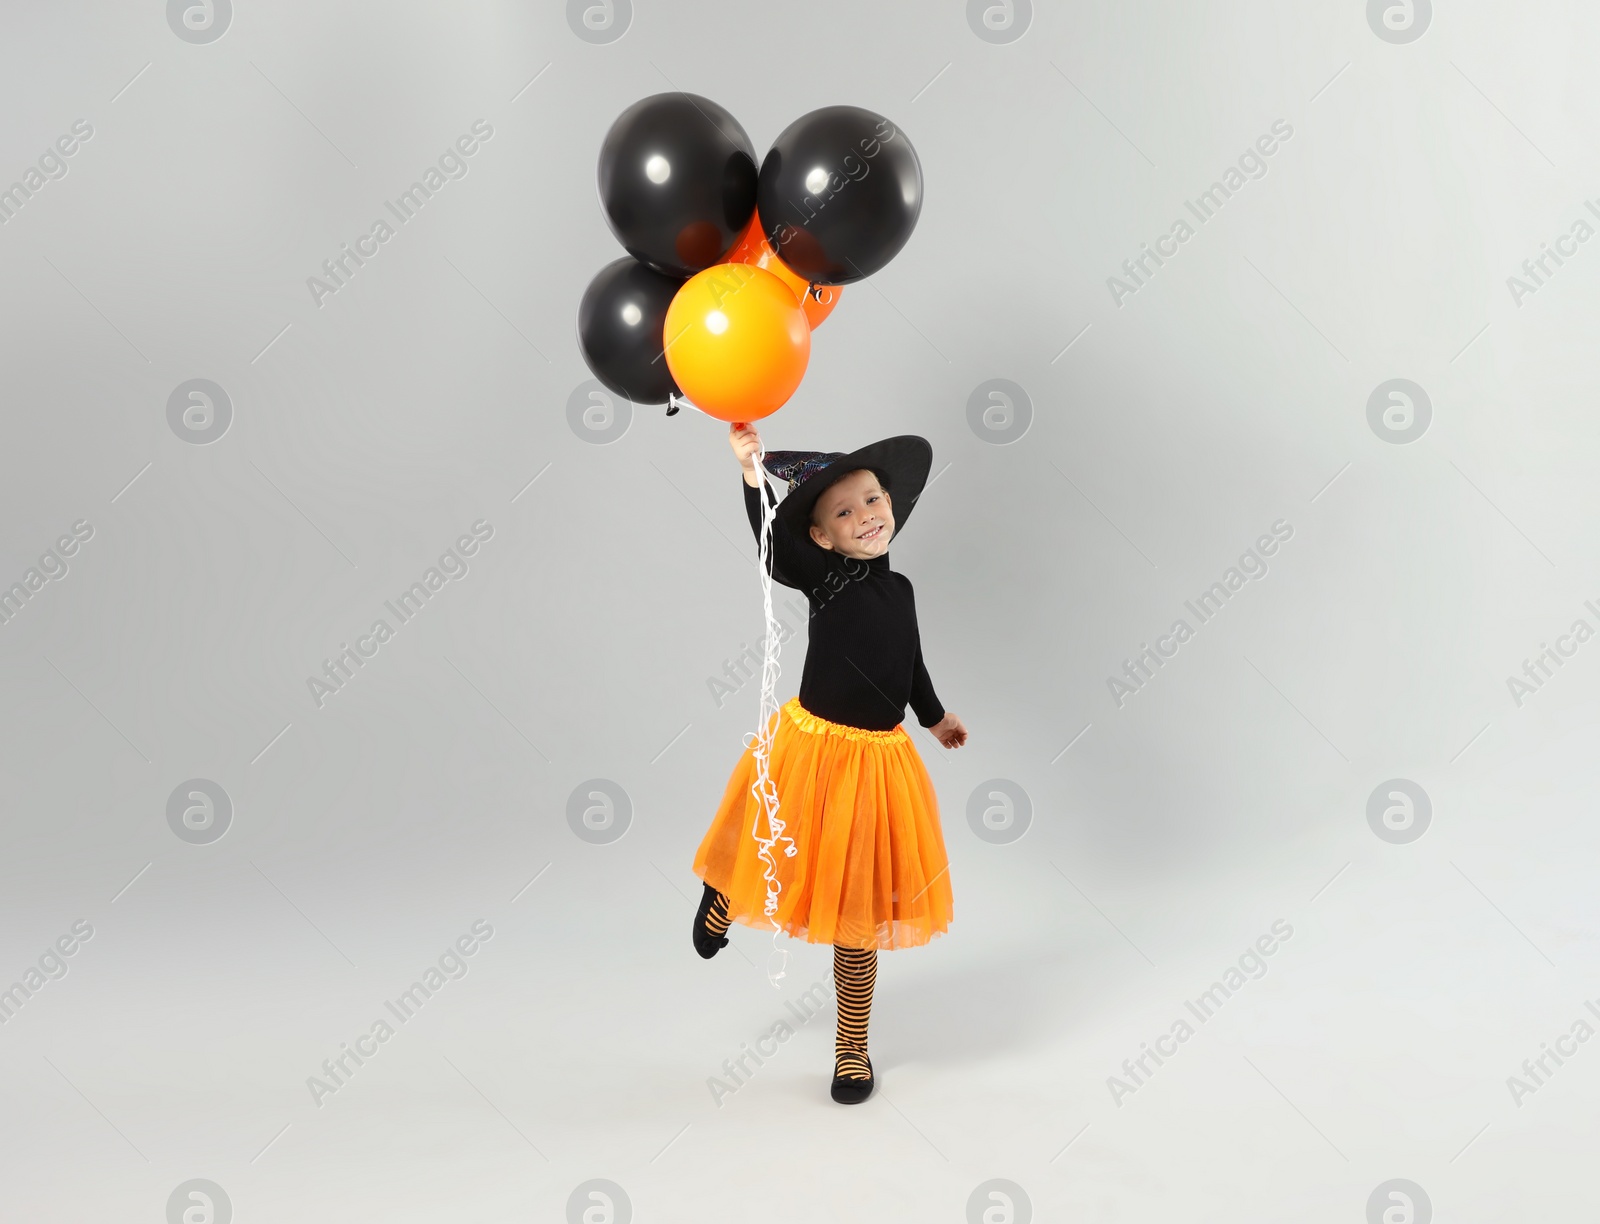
top-left (730, 421), bottom-right (764, 486)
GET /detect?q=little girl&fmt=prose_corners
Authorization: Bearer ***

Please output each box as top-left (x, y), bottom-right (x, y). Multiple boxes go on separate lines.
top-left (691, 421), bottom-right (967, 1104)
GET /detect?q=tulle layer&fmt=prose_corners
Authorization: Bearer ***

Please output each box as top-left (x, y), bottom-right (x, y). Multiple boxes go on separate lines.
top-left (692, 697), bottom-right (952, 950)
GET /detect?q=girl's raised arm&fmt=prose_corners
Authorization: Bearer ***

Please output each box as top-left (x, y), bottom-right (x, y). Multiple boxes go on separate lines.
top-left (731, 422), bottom-right (830, 591)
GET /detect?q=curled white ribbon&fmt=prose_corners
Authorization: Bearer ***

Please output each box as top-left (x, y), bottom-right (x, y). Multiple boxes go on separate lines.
top-left (744, 439), bottom-right (797, 988)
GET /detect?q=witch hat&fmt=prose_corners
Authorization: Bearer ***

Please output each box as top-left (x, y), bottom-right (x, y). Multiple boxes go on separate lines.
top-left (760, 436), bottom-right (932, 545)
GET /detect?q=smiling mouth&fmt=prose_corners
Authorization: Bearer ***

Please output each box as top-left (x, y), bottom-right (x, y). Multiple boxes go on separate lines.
top-left (857, 525), bottom-right (884, 541)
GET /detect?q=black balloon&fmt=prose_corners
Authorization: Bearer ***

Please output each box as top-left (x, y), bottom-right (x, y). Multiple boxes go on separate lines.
top-left (577, 257), bottom-right (684, 405)
top-left (758, 106), bottom-right (923, 286)
top-left (597, 93), bottom-right (758, 277)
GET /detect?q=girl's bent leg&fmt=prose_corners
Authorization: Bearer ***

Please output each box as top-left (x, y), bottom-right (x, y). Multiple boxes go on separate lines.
top-left (693, 881), bottom-right (733, 959)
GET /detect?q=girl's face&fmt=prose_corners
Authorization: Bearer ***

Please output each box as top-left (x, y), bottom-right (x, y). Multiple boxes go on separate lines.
top-left (807, 468), bottom-right (894, 559)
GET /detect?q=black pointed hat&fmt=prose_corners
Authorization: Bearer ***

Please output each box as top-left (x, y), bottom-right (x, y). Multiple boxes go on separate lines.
top-left (761, 435), bottom-right (932, 545)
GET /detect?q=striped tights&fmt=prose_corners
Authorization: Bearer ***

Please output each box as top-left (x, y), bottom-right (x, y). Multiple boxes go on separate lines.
top-left (831, 944), bottom-right (877, 1080)
top-left (699, 889), bottom-right (878, 1080)
top-left (703, 887), bottom-right (732, 937)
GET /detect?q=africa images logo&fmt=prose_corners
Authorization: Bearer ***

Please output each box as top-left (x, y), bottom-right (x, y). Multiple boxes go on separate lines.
top-left (1367, 0), bottom-right (1431, 44)
top-left (0, 519), bottom-right (94, 629)
top-left (307, 123), bottom-right (495, 308)
top-left (305, 520), bottom-right (494, 707)
top-left (167, 779), bottom-right (234, 845)
top-left (567, 779), bottom-right (632, 845)
top-left (967, 779), bottom-right (1031, 844)
top-left (167, 379), bottom-right (233, 444)
top-left (0, 120), bottom-right (94, 226)
top-left (1367, 379), bottom-right (1430, 444)
top-left (966, 1), bottom-right (1032, 44)
top-left (567, 1180), bottom-right (631, 1224)
top-left (1107, 519), bottom-right (1293, 707)
top-left (967, 379), bottom-right (1032, 444)
top-left (167, 0), bottom-right (232, 43)
top-left (567, 0), bottom-right (631, 43)
top-left (568, 379), bottom-right (632, 445)
top-left (166, 1180), bottom-right (232, 1224)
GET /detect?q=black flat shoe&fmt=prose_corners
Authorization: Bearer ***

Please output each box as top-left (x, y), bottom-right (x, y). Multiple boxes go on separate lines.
top-left (693, 881), bottom-right (730, 959)
top-left (831, 1053), bottom-right (874, 1104)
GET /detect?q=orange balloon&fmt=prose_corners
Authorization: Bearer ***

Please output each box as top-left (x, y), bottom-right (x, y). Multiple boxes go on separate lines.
top-left (663, 264), bottom-right (810, 421)
top-left (723, 210), bottom-right (841, 329)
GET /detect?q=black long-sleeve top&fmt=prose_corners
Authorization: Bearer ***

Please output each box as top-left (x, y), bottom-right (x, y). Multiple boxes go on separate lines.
top-left (743, 478), bottom-right (945, 731)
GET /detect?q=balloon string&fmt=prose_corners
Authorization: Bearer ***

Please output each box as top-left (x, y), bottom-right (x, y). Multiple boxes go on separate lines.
top-left (744, 439), bottom-right (796, 989)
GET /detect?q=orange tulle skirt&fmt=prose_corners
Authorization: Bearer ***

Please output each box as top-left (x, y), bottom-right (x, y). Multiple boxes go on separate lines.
top-left (692, 696), bottom-right (953, 951)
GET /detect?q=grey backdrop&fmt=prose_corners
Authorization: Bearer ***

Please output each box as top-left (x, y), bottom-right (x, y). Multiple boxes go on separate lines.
top-left (4, 1), bottom-right (1599, 1220)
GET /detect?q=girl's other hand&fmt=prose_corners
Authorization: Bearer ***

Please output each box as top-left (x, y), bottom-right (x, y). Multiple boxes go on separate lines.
top-left (730, 421), bottom-right (763, 486)
top-left (930, 712), bottom-right (967, 749)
